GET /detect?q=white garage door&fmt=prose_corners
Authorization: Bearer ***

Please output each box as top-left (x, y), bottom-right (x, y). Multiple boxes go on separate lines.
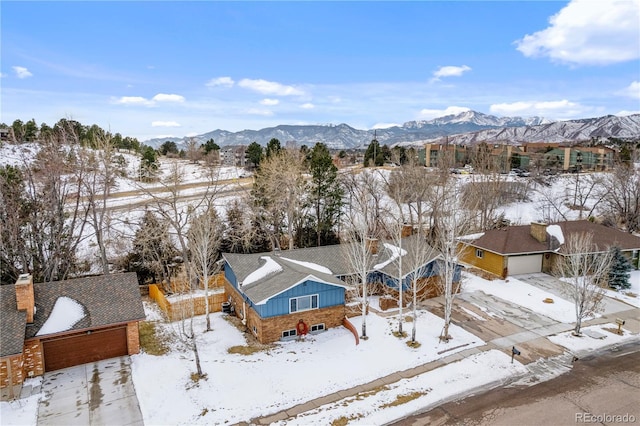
top-left (508, 254), bottom-right (543, 275)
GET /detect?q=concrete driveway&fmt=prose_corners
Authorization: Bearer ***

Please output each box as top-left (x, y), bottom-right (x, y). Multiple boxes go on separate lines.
top-left (37, 356), bottom-right (143, 426)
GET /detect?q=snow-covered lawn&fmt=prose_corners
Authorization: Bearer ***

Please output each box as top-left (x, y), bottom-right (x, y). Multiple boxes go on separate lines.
top-left (548, 324), bottom-right (639, 353)
top-left (603, 270), bottom-right (640, 308)
top-left (275, 350), bottom-right (527, 426)
top-left (463, 272), bottom-right (578, 323)
top-left (0, 378), bottom-right (41, 426)
top-left (131, 307), bottom-right (485, 425)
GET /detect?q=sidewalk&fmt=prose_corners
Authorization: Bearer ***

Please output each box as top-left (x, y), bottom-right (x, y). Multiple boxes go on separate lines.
top-left (244, 297), bottom-right (639, 425)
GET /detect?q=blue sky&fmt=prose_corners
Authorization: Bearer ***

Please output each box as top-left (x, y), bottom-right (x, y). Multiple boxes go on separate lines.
top-left (2, 1), bottom-right (639, 141)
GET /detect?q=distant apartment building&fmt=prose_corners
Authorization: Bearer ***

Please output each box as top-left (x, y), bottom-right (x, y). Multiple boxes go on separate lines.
top-left (220, 145), bottom-right (247, 167)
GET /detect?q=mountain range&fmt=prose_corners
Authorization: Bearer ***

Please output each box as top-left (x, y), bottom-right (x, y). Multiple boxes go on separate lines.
top-left (144, 111), bottom-right (640, 150)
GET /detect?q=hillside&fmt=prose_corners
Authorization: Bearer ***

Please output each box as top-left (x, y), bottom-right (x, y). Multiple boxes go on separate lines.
top-left (143, 111), bottom-right (640, 149)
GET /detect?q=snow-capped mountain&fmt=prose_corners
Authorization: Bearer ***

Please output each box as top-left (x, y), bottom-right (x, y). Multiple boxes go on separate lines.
top-left (433, 114), bottom-right (640, 145)
top-left (143, 111), bottom-right (639, 150)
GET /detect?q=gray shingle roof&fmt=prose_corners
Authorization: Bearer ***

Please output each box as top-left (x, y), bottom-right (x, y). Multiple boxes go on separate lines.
top-left (223, 236), bottom-right (440, 304)
top-left (1, 286), bottom-right (27, 357)
top-left (25, 272), bottom-right (145, 339)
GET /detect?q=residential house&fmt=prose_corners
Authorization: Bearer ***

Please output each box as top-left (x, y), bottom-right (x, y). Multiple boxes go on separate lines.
top-left (460, 220), bottom-right (640, 278)
top-left (222, 235), bottom-right (461, 344)
top-left (0, 273), bottom-right (145, 400)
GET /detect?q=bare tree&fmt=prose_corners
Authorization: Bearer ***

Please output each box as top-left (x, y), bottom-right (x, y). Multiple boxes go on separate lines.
top-left (598, 165), bottom-right (640, 233)
top-left (188, 204), bottom-right (223, 331)
top-left (169, 269), bottom-right (205, 379)
top-left (186, 138), bottom-right (202, 164)
top-left (20, 131), bottom-right (88, 282)
top-left (553, 232), bottom-right (612, 336)
top-left (79, 133), bottom-right (118, 274)
top-left (429, 175), bottom-right (471, 342)
top-left (252, 148), bottom-right (307, 250)
top-left (341, 170), bottom-right (386, 339)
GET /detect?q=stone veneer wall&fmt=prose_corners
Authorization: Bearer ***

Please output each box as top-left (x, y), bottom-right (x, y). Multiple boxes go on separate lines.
top-left (20, 340), bottom-right (44, 379)
top-left (0, 354), bottom-right (24, 400)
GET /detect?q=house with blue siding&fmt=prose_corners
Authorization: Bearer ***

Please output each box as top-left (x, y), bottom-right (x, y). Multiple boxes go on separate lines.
top-left (222, 235), bottom-right (461, 343)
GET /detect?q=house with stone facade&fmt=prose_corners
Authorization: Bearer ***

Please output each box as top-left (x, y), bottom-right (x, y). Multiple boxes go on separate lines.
top-left (222, 235), bottom-right (459, 344)
top-left (0, 272), bottom-right (145, 400)
top-left (460, 220), bottom-right (640, 278)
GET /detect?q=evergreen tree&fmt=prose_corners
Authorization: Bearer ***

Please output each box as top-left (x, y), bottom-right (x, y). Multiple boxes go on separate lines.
top-left (246, 141), bottom-right (263, 169)
top-left (608, 246), bottom-right (632, 289)
top-left (265, 138), bottom-right (281, 159)
top-left (201, 138), bottom-right (220, 154)
top-left (307, 143), bottom-right (343, 246)
top-left (140, 146), bottom-right (159, 181)
top-left (364, 138), bottom-right (382, 167)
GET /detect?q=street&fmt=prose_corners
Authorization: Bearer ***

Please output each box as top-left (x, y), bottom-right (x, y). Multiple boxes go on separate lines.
top-left (393, 342), bottom-right (640, 426)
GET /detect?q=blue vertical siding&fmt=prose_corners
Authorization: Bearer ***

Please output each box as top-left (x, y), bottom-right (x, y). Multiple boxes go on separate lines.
top-left (258, 280), bottom-right (345, 318)
top-left (224, 263), bottom-right (238, 288)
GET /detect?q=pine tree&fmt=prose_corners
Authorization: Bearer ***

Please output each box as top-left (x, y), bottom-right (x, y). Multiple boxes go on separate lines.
top-left (608, 246), bottom-right (632, 290)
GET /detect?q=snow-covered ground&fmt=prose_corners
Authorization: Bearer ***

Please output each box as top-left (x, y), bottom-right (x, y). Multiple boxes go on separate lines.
top-left (548, 324), bottom-right (639, 353)
top-left (131, 305), bottom-right (485, 425)
top-left (464, 273), bottom-right (580, 323)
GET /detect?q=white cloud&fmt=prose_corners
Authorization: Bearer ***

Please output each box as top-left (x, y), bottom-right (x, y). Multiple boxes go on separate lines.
top-left (418, 106), bottom-right (471, 119)
top-left (246, 108), bottom-right (274, 116)
top-left (206, 76), bottom-right (235, 88)
top-left (372, 122), bottom-right (400, 129)
top-left (13, 66), bottom-right (33, 79)
top-left (300, 103), bottom-right (315, 109)
top-left (616, 110), bottom-right (640, 116)
top-left (113, 96), bottom-right (153, 106)
top-left (152, 93), bottom-right (185, 103)
top-left (260, 98), bottom-right (279, 106)
top-left (515, 0), bottom-right (640, 65)
top-left (151, 121), bottom-right (181, 127)
top-left (432, 65), bottom-right (471, 80)
top-left (490, 99), bottom-right (583, 116)
top-left (617, 81), bottom-right (640, 99)
top-left (238, 78), bottom-right (304, 96)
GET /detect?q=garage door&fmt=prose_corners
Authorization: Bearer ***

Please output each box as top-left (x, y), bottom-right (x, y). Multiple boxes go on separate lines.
top-left (42, 326), bottom-right (128, 371)
top-left (507, 254), bottom-right (543, 275)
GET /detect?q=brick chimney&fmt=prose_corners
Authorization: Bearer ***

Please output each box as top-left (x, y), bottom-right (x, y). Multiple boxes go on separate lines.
top-left (15, 274), bottom-right (35, 323)
top-left (530, 222), bottom-right (548, 243)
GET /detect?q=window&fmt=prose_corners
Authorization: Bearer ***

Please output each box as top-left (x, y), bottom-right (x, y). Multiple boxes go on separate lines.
top-left (290, 294), bottom-right (319, 313)
top-left (310, 323), bottom-right (325, 332)
top-left (476, 249), bottom-right (484, 258)
top-left (282, 329), bottom-right (296, 338)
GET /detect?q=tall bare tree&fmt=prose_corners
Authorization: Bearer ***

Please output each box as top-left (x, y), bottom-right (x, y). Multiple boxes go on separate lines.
top-left (553, 232), bottom-right (612, 336)
top-left (188, 204), bottom-right (223, 331)
top-left (79, 133), bottom-right (118, 274)
top-left (598, 165), bottom-right (640, 233)
top-left (252, 148), bottom-right (307, 250)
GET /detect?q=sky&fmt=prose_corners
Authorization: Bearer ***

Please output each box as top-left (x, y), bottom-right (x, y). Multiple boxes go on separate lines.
top-left (1, 0), bottom-right (639, 141)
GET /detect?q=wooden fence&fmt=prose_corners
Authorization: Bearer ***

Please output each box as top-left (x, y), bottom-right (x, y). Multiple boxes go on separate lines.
top-left (148, 274), bottom-right (228, 321)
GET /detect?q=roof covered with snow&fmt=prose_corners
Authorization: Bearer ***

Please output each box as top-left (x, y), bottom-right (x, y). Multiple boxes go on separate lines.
top-left (25, 272), bottom-right (145, 339)
top-left (223, 236), bottom-right (441, 304)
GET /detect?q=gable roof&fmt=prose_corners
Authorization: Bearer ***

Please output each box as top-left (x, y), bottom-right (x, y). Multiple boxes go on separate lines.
top-left (223, 236), bottom-right (441, 305)
top-left (467, 220), bottom-right (640, 255)
top-left (25, 272), bottom-right (145, 339)
top-left (1, 286), bottom-right (27, 357)
top-left (223, 252), bottom-right (349, 305)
